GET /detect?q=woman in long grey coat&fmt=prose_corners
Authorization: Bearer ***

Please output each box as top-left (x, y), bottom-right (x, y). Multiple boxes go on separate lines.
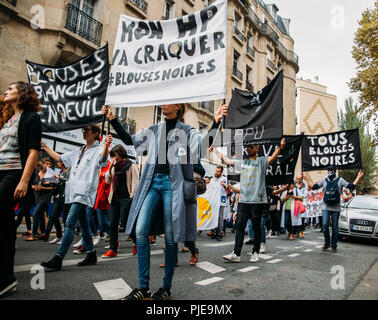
top-left (103, 103), bottom-right (227, 300)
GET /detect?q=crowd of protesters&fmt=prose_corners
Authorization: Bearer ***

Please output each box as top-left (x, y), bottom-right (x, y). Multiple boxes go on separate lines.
top-left (0, 82), bottom-right (364, 300)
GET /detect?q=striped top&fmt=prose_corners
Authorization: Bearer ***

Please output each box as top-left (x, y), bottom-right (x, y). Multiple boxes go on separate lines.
top-left (0, 113), bottom-right (22, 170)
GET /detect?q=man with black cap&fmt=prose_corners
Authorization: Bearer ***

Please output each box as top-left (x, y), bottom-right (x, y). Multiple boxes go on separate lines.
top-left (304, 166), bottom-right (364, 253)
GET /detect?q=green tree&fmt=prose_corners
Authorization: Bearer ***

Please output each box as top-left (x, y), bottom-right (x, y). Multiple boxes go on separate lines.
top-left (348, 3), bottom-right (378, 144)
top-left (338, 97), bottom-right (377, 194)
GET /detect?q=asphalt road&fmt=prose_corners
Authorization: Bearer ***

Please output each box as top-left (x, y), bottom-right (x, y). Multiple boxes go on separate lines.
top-left (4, 226), bottom-right (378, 300)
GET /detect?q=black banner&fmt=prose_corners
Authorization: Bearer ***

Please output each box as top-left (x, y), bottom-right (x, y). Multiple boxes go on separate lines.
top-left (26, 45), bottom-right (109, 132)
top-left (227, 135), bottom-right (303, 185)
top-left (222, 70), bottom-right (283, 146)
top-left (302, 128), bottom-right (362, 171)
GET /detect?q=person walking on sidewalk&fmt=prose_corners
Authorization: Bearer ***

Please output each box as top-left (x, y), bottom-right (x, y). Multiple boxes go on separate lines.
top-left (102, 145), bottom-right (139, 258)
top-left (213, 138), bottom-right (286, 263)
top-left (40, 125), bottom-right (111, 271)
top-left (304, 166), bottom-right (364, 253)
top-left (0, 81), bottom-right (42, 297)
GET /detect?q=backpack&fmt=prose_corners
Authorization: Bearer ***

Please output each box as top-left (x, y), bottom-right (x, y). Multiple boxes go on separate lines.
top-left (323, 177), bottom-right (340, 205)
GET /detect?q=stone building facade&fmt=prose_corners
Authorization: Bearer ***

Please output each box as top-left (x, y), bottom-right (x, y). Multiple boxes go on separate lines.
top-left (296, 77), bottom-right (338, 183)
top-left (0, 0), bottom-right (299, 172)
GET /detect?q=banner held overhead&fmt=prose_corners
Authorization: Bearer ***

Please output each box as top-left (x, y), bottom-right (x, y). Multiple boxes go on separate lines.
top-left (106, 0), bottom-right (227, 107)
top-left (26, 45), bottom-right (109, 133)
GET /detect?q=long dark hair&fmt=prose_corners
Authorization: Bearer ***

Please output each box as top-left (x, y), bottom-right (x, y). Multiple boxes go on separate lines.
top-left (110, 145), bottom-right (128, 159)
top-left (0, 95), bottom-right (15, 130)
top-left (177, 103), bottom-right (186, 123)
top-left (11, 81), bottom-right (41, 112)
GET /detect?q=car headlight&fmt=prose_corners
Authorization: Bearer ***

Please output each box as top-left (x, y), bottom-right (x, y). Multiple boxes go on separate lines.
top-left (339, 214), bottom-right (348, 222)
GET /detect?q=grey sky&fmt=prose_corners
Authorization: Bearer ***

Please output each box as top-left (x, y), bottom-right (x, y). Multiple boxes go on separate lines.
top-left (270, 0), bottom-right (375, 129)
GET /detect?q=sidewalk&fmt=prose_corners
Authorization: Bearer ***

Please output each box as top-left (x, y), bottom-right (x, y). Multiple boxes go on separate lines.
top-left (347, 259), bottom-right (378, 300)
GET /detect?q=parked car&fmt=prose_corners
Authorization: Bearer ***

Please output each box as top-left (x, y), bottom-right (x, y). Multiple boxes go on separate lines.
top-left (339, 195), bottom-right (378, 240)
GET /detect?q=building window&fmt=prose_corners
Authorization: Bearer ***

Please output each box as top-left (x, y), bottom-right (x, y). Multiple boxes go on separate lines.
top-left (163, 1), bottom-right (174, 20)
top-left (247, 34), bottom-right (255, 57)
top-left (246, 66), bottom-right (253, 92)
top-left (66, 0), bottom-right (102, 45)
top-left (154, 106), bottom-right (163, 124)
top-left (234, 12), bottom-right (241, 30)
top-left (232, 50), bottom-right (243, 82)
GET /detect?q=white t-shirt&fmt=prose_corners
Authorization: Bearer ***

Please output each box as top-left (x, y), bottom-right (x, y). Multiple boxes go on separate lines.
top-left (210, 175), bottom-right (228, 207)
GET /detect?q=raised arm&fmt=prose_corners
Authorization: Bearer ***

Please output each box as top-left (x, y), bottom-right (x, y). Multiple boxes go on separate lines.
top-left (210, 145), bottom-right (235, 166)
top-left (41, 141), bottom-right (61, 162)
top-left (268, 138), bottom-right (286, 165)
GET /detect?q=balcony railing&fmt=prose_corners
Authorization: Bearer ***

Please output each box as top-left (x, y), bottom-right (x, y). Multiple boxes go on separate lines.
top-left (126, 0), bottom-right (148, 14)
top-left (65, 4), bottom-right (102, 46)
top-left (232, 66), bottom-right (243, 82)
top-left (247, 46), bottom-right (255, 58)
top-left (233, 27), bottom-right (245, 43)
top-left (5, 0), bottom-right (17, 5)
top-left (198, 101), bottom-right (214, 114)
top-left (267, 59), bottom-right (277, 71)
top-left (248, 8), bottom-right (299, 68)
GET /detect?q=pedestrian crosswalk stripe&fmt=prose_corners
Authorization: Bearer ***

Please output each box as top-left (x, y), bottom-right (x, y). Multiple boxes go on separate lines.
top-left (238, 266), bottom-right (260, 273)
top-left (205, 241), bottom-right (235, 247)
top-left (196, 261), bottom-right (226, 274)
top-left (300, 240), bottom-right (320, 245)
top-left (303, 249), bottom-right (314, 252)
top-left (266, 259), bottom-right (282, 264)
top-left (315, 245), bottom-right (323, 248)
top-left (195, 277), bottom-right (224, 286)
top-left (288, 253), bottom-right (300, 258)
top-left (258, 254), bottom-right (273, 260)
top-left (94, 278), bottom-right (132, 300)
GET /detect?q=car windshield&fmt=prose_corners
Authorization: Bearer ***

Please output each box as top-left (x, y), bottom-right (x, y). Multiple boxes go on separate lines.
top-left (347, 196), bottom-right (378, 211)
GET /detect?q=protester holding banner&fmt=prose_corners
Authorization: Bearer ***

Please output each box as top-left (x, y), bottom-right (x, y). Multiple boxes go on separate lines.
top-left (0, 81), bottom-right (42, 297)
top-left (102, 103), bottom-right (227, 300)
top-left (103, 145), bottom-right (139, 258)
top-left (280, 182), bottom-right (304, 240)
top-left (304, 166), bottom-right (364, 253)
top-left (40, 125), bottom-right (111, 271)
top-left (214, 138), bottom-right (286, 263)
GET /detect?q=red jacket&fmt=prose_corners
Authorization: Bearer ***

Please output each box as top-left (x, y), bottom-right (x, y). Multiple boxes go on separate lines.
top-left (94, 161), bottom-right (111, 210)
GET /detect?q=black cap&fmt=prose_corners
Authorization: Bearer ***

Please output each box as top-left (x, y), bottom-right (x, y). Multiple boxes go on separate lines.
top-left (327, 165), bottom-right (336, 170)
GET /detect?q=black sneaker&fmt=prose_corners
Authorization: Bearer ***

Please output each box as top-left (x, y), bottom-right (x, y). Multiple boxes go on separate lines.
top-left (245, 239), bottom-right (254, 245)
top-left (41, 255), bottom-right (62, 270)
top-left (0, 278), bottom-right (17, 297)
top-left (322, 245), bottom-right (330, 251)
top-left (123, 287), bottom-right (151, 300)
top-left (152, 287), bottom-right (171, 300)
top-left (78, 251), bottom-right (97, 266)
top-left (332, 247), bottom-right (337, 253)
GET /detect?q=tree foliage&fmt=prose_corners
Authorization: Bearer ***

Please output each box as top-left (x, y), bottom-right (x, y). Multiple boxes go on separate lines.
top-left (348, 3), bottom-right (378, 144)
top-left (338, 97), bottom-right (377, 194)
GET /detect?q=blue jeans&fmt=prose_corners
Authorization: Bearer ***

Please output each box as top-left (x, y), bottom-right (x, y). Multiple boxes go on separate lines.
top-left (248, 219), bottom-right (254, 239)
top-left (86, 206), bottom-right (97, 236)
top-left (135, 174), bottom-right (177, 289)
top-left (57, 203), bottom-right (95, 258)
top-left (96, 209), bottom-right (110, 235)
top-left (322, 210), bottom-right (340, 249)
top-left (32, 200), bottom-right (49, 236)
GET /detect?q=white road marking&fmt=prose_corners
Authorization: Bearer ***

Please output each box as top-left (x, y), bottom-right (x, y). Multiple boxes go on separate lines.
top-left (266, 259), bottom-right (282, 264)
top-left (288, 253), bottom-right (301, 258)
top-left (258, 254), bottom-right (273, 260)
top-left (196, 261), bottom-right (226, 274)
top-left (317, 237), bottom-right (324, 240)
top-left (195, 277), bottom-right (224, 286)
top-left (303, 249), bottom-right (314, 252)
top-left (205, 241), bottom-right (235, 247)
top-left (94, 278), bottom-right (132, 300)
top-left (238, 266), bottom-right (260, 273)
top-left (315, 245), bottom-right (323, 248)
top-left (14, 250), bottom-right (164, 273)
top-left (300, 240), bottom-right (320, 245)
